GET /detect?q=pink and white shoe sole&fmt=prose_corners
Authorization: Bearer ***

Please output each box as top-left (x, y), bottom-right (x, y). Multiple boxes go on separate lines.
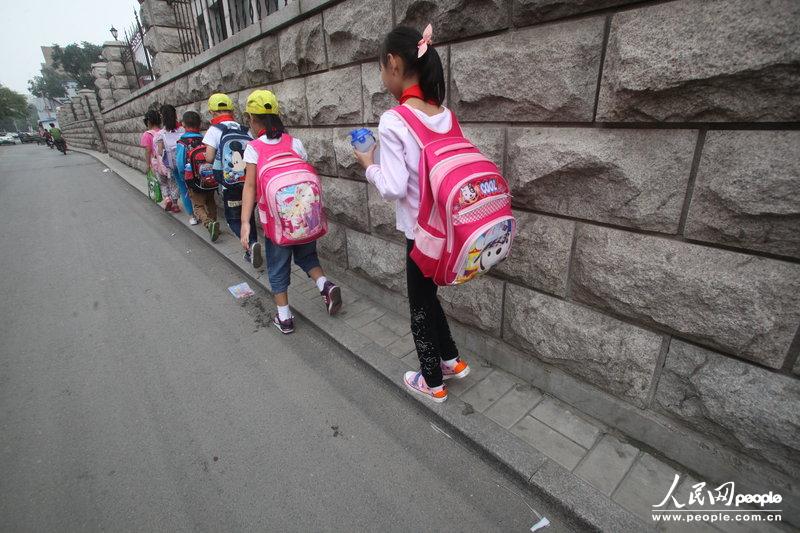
top-left (403, 371), bottom-right (448, 403)
top-left (442, 365), bottom-right (470, 380)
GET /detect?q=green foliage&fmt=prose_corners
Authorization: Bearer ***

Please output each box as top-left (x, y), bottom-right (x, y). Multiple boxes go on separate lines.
top-left (0, 85), bottom-right (36, 131)
top-left (52, 42), bottom-right (103, 89)
top-left (0, 85), bottom-right (28, 120)
top-left (28, 66), bottom-right (69, 99)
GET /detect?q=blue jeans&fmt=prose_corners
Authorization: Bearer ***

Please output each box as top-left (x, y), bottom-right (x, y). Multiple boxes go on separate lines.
top-left (265, 239), bottom-right (321, 294)
top-left (221, 185), bottom-right (258, 246)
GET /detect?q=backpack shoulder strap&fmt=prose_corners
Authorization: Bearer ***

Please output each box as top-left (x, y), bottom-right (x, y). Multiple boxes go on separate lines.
top-left (390, 105), bottom-right (463, 148)
top-left (277, 133), bottom-right (293, 149)
top-left (251, 135), bottom-right (302, 171)
top-left (236, 124), bottom-right (252, 137)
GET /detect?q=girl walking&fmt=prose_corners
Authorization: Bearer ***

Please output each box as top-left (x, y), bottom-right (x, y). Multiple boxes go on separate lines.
top-left (239, 90), bottom-right (342, 334)
top-left (140, 110), bottom-right (161, 173)
top-left (355, 25), bottom-right (471, 403)
top-left (155, 105), bottom-right (184, 213)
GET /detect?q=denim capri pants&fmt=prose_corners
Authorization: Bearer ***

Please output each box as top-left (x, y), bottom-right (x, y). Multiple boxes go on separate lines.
top-left (264, 239), bottom-right (321, 294)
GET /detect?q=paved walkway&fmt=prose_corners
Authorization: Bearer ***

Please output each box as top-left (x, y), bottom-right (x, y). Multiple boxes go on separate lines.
top-left (75, 147), bottom-right (788, 533)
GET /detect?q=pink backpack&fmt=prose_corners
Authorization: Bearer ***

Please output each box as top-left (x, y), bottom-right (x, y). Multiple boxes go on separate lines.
top-left (392, 105), bottom-right (515, 286)
top-left (252, 134), bottom-right (327, 246)
top-left (147, 130), bottom-right (170, 178)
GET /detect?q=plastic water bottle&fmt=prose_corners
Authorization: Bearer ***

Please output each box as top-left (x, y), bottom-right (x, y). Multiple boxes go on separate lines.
top-left (184, 161), bottom-right (193, 181)
top-left (350, 128), bottom-right (375, 152)
top-left (350, 128), bottom-right (379, 164)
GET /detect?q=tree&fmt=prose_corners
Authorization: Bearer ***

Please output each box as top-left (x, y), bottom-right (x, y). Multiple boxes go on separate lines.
top-left (28, 66), bottom-right (69, 99)
top-left (0, 85), bottom-right (30, 131)
top-left (52, 41), bottom-right (103, 89)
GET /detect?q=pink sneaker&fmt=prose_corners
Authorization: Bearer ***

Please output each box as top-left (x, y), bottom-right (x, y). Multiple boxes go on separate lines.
top-left (441, 358), bottom-right (470, 380)
top-left (403, 371), bottom-right (448, 403)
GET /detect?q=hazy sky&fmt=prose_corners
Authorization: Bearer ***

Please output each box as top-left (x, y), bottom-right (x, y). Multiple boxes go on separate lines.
top-left (0, 0), bottom-right (141, 95)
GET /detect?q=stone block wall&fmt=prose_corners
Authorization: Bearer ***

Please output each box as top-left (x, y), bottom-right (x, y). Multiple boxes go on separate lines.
top-left (140, 0), bottom-right (186, 78)
top-left (58, 91), bottom-right (106, 153)
top-left (59, 0), bottom-right (800, 506)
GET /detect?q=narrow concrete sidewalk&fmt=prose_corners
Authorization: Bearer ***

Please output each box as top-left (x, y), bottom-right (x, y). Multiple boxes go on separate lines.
top-left (74, 148), bottom-right (787, 533)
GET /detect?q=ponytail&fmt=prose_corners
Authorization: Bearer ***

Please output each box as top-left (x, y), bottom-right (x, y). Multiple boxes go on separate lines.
top-left (160, 104), bottom-right (178, 132)
top-left (380, 26), bottom-right (445, 106)
top-left (249, 113), bottom-right (287, 140)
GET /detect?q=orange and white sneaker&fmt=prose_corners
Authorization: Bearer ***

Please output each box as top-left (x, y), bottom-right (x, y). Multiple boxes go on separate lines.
top-left (403, 371), bottom-right (448, 403)
top-left (441, 357), bottom-right (470, 380)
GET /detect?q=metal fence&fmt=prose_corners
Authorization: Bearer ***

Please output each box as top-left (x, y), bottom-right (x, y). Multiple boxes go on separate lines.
top-left (122, 10), bottom-right (155, 88)
top-left (168, 0), bottom-right (291, 60)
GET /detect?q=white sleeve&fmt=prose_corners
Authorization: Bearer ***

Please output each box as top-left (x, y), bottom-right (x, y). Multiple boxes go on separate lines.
top-left (365, 112), bottom-right (410, 201)
top-left (243, 143), bottom-right (259, 165)
top-left (292, 138), bottom-right (308, 162)
top-left (202, 127), bottom-right (220, 148)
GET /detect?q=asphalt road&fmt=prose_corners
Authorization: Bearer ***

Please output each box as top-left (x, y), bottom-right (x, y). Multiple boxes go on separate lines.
top-left (0, 144), bottom-right (575, 532)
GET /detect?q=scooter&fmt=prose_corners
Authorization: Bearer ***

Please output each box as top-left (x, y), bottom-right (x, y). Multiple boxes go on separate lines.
top-left (54, 138), bottom-right (67, 155)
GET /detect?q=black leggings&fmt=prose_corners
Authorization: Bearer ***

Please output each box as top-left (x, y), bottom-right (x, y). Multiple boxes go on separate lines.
top-left (407, 239), bottom-right (459, 388)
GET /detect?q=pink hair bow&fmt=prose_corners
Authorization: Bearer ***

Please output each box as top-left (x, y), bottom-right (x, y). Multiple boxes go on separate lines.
top-left (417, 24), bottom-right (433, 58)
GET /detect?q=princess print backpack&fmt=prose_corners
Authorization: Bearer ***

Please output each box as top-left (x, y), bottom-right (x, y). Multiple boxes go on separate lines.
top-left (392, 105), bottom-right (516, 286)
top-left (213, 123), bottom-right (252, 187)
top-left (251, 134), bottom-right (327, 246)
top-left (147, 131), bottom-right (170, 178)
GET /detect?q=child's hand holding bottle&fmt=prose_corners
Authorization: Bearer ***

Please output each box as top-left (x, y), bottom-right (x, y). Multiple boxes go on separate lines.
top-left (351, 128), bottom-right (379, 169)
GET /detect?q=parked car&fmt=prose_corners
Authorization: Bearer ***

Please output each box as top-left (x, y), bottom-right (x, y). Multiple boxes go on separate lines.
top-left (0, 133), bottom-right (18, 145)
top-left (18, 132), bottom-right (45, 144)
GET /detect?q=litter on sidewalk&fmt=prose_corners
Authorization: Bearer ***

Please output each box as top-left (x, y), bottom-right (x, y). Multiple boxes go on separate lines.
top-left (228, 282), bottom-right (255, 299)
top-left (531, 517), bottom-right (550, 531)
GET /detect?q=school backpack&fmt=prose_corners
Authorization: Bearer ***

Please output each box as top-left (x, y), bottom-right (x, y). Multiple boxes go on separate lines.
top-left (212, 123), bottom-right (252, 187)
top-left (145, 130), bottom-right (170, 178)
top-left (250, 134), bottom-right (327, 246)
top-left (160, 130), bottom-right (182, 173)
top-left (391, 104), bottom-right (516, 286)
top-left (176, 133), bottom-right (217, 191)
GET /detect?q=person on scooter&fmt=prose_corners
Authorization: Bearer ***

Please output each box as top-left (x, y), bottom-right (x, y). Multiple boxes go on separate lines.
top-left (49, 123), bottom-right (66, 154)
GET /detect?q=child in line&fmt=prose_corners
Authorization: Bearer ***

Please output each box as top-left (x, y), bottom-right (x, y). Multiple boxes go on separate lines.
top-left (239, 90), bottom-right (342, 334)
top-left (202, 93), bottom-right (261, 267)
top-left (355, 25), bottom-right (470, 403)
top-left (140, 110), bottom-right (161, 173)
top-left (157, 104), bottom-right (197, 224)
top-left (177, 111), bottom-right (218, 231)
top-left (155, 104), bottom-right (184, 215)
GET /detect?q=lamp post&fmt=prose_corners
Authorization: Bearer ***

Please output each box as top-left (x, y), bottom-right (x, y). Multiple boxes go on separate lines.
top-left (110, 26), bottom-right (118, 40)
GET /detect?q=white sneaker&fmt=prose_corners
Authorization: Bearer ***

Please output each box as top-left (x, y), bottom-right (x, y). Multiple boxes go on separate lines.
top-left (189, 216), bottom-right (199, 226)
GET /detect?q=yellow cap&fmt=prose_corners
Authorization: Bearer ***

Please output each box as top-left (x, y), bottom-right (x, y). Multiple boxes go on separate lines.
top-left (246, 90), bottom-right (280, 115)
top-left (208, 93), bottom-right (233, 111)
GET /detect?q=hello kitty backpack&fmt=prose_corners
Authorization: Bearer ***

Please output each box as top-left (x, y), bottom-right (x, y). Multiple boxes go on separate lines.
top-left (392, 105), bottom-right (516, 286)
top-left (252, 133), bottom-right (327, 246)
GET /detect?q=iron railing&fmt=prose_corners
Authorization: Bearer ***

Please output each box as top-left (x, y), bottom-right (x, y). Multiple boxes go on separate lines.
top-left (122, 10), bottom-right (155, 88)
top-left (168, 0), bottom-right (291, 58)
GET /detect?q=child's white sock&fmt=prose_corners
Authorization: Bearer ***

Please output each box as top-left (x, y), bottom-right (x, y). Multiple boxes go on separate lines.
top-left (315, 276), bottom-right (328, 292)
top-left (277, 305), bottom-right (291, 321)
top-left (442, 357), bottom-right (459, 370)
